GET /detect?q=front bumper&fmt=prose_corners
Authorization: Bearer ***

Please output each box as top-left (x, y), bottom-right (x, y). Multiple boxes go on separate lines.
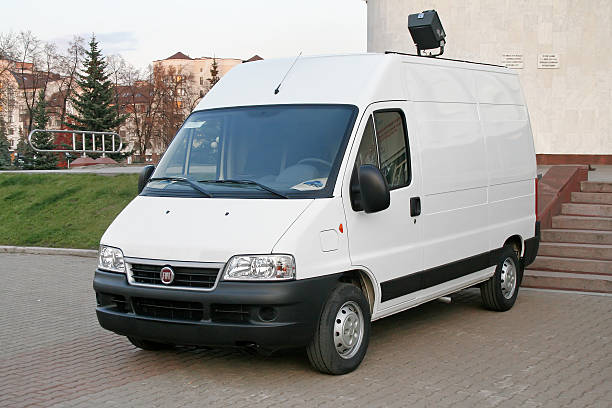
top-left (93, 270), bottom-right (339, 350)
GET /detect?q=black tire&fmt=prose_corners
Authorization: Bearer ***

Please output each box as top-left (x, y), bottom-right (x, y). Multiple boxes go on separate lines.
top-left (307, 283), bottom-right (371, 375)
top-left (481, 246), bottom-right (522, 311)
top-left (127, 336), bottom-right (173, 351)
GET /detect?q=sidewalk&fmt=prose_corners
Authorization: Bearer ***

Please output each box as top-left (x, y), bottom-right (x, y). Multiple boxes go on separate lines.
top-left (2, 252), bottom-right (611, 408)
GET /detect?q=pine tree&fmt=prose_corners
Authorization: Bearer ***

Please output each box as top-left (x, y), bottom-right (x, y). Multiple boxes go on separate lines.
top-left (16, 134), bottom-right (35, 169)
top-left (208, 57), bottom-right (220, 88)
top-left (0, 117), bottom-right (12, 168)
top-left (66, 35), bottom-right (126, 155)
top-left (30, 91), bottom-right (57, 169)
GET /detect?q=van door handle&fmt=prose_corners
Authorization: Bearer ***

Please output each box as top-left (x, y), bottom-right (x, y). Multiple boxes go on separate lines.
top-left (410, 197), bottom-right (421, 217)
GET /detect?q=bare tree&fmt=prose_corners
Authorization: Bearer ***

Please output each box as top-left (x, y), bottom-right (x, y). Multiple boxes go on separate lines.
top-left (119, 64), bottom-right (156, 158)
top-left (15, 31), bottom-right (59, 133)
top-left (0, 32), bottom-right (17, 126)
top-left (107, 54), bottom-right (128, 110)
top-left (56, 36), bottom-right (85, 126)
top-left (150, 64), bottom-right (197, 149)
top-left (0, 32), bottom-right (17, 76)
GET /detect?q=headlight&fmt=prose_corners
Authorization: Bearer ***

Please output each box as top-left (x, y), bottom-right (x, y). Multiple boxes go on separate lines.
top-left (223, 254), bottom-right (296, 281)
top-left (98, 245), bottom-right (126, 273)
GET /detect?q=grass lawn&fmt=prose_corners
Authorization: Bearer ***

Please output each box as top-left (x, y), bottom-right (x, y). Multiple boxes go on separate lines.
top-left (0, 173), bottom-right (138, 249)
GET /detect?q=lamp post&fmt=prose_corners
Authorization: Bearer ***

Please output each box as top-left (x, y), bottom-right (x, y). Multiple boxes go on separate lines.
top-left (65, 152), bottom-right (73, 169)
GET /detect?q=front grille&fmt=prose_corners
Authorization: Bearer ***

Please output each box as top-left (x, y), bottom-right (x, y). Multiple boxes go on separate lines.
top-left (130, 263), bottom-right (220, 289)
top-left (133, 297), bottom-right (205, 321)
top-left (211, 304), bottom-right (251, 323)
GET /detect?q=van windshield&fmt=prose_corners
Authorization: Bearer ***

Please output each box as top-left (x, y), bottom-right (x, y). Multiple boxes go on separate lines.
top-left (146, 104), bottom-right (357, 198)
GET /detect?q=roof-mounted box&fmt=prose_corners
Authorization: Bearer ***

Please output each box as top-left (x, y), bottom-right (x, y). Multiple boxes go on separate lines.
top-left (408, 10), bottom-right (446, 57)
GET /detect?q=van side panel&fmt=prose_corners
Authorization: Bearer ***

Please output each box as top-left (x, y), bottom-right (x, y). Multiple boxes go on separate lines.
top-left (403, 61), bottom-right (535, 276)
top-left (405, 64), bottom-right (477, 103)
top-left (476, 72), bottom-right (537, 250)
top-left (405, 64), bottom-right (489, 270)
top-left (475, 71), bottom-right (524, 105)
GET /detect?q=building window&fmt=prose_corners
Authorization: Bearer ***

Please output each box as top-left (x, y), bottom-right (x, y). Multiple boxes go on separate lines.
top-left (200, 77), bottom-right (204, 85)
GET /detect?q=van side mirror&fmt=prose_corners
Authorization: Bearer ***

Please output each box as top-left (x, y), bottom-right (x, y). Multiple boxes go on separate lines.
top-left (138, 165), bottom-right (156, 194)
top-left (358, 165), bottom-right (390, 213)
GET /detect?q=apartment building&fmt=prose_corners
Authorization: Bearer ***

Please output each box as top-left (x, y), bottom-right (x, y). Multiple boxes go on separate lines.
top-left (154, 52), bottom-right (262, 98)
top-left (0, 60), bottom-right (66, 155)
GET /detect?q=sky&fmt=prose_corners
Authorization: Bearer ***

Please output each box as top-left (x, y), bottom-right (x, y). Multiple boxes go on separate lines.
top-left (4, 0), bottom-right (367, 69)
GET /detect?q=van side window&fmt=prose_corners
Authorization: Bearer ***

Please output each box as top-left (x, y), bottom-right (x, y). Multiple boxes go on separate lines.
top-left (355, 115), bottom-right (379, 169)
top-left (373, 111), bottom-right (409, 188)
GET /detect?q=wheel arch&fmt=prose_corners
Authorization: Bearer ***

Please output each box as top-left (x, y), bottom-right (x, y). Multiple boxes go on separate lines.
top-left (504, 234), bottom-right (524, 257)
top-left (338, 269), bottom-right (377, 315)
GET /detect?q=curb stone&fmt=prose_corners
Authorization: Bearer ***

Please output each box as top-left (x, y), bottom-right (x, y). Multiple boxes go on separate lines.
top-left (0, 245), bottom-right (97, 258)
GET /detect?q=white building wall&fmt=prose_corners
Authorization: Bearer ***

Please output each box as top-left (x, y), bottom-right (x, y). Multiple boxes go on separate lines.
top-left (366, 0), bottom-right (612, 155)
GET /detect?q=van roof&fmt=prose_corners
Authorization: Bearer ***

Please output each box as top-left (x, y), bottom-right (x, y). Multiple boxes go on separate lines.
top-left (195, 53), bottom-right (516, 111)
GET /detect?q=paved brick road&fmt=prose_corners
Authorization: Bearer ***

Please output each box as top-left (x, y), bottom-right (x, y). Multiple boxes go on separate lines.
top-left (1, 253), bottom-right (610, 408)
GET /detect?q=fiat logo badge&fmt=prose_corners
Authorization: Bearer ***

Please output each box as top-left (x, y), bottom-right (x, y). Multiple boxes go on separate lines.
top-left (160, 266), bottom-right (175, 285)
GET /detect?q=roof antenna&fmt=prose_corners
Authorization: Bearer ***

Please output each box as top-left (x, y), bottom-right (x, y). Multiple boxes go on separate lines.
top-left (274, 51), bottom-right (302, 95)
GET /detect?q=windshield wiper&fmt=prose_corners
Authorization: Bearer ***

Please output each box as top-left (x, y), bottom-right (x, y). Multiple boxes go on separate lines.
top-left (149, 177), bottom-right (213, 197)
top-left (199, 179), bottom-right (288, 199)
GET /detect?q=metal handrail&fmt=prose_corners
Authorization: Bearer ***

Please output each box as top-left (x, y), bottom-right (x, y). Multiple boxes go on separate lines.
top-left (28, 129), bottom-right (123, 157)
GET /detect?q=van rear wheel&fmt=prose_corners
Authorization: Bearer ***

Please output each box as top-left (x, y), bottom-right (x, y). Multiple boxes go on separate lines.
top-left (307, 283), bottom-right (371, 375)
top-left (481, 246), bottom-right (521, 311)
top-left (127, 336), bottom-right (173, 351)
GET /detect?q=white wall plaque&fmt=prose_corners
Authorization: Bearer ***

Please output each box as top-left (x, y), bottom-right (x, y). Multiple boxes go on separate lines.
top-left (501, 54), bottom-right (524, 69)
top-left (538, 54), bottom-right (560, 69)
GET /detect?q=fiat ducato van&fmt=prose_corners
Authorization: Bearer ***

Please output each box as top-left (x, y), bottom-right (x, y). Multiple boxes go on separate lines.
top-left (94, 53), bottom-right (540, 374)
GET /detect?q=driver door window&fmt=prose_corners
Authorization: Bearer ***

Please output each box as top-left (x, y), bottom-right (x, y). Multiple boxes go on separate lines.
top-left (355, 110), bottom-right (411, 189)
top-left (355, 116), bottom-right (378, 168)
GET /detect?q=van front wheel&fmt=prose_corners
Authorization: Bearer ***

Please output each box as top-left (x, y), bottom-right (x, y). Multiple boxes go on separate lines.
top-left (481, 246), bottom-right (521, 311)
top-left (307, 283), bottom-right (371, 375)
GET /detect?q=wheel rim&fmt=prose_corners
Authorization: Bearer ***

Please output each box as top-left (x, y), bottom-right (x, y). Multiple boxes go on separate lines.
top-left (500, 257), bottom-right (517, 299)
top-left (333, 301), bottom-right (364, 359)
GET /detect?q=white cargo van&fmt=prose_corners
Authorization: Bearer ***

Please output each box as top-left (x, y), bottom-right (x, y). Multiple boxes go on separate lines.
top-left (94, 53), bottom-right (540, 374)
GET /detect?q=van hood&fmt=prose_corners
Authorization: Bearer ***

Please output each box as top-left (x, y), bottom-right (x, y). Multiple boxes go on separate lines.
top-left (101, 196), bottom-right (313, 263)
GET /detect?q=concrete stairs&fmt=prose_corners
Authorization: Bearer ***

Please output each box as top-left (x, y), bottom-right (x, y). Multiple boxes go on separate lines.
top-left (523, 181), bottom-right (612, 293)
